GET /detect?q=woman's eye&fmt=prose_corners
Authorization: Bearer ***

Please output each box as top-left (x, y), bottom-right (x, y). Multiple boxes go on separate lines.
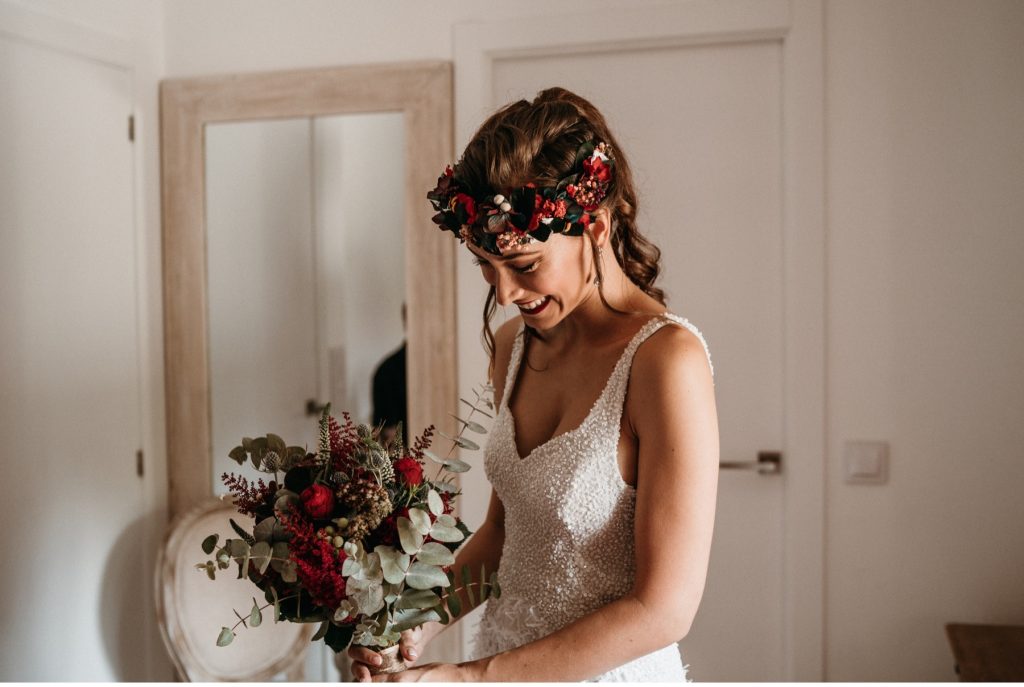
top-left (472, 256), bottom-right (537, 273)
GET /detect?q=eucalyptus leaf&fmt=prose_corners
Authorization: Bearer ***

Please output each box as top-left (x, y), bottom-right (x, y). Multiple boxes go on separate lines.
top-left (266, 432), bottom-right (287, 454)
top-left (378, 546), bottom-right (410, 585)
top-left (253, 516), bottom-right (276, 543)
top-left (216, 627), bottom-right (234, 646)
top-left (416, 542), bottom-right (455, 566)
top-left (438, 431), bottom-right (480, 451)
top-left (433, 481), bottom-right (459, 495)
top-left (201, 534), bottom-right (219, 555)
top-left (490, 571), bottom-right (501, 598)
top-left (333, 599), bottom-right (355, 622)
top-left (405, 562), bottom-right (450, 590)
top-left (347, 577), bottom-right (385, 615)
top-left (408, 507), bottom-right (432, 536)
top-left (443, 459), bottom-right (471, 473)
top-left (341, 556), bottom-right (361, 577)
top-left (250, 541), bottom-right (272, 575)
top-left (205, 563), bottom-right (215, 581)
top-left (448, 413), bottom-right (488, 434)
top-left (228, 446), bottom-right (247, 465)
top-left (462, 565), bottom-right (475, 607)
top-left (397, 517), bottom-right (424, 555)
top-left (391, 607), bottom-right (442, 633)
top-left (311, 619), bottom-right (330, 642)
top-left (421, 449), bottom-right (447, 465)
top-left (428, 523), bottom-right (465, 543)
top-left (280, 560), bottom-right (298, 583)
top-left (227, 539), bottom-right (250, 558)
top-left (395, 589), bottom-right (441, 610)
top-left (479, 563), bottom-right (490, 602)
top-left (249, 598), bottom-right (263, 627)
top-left (435, 514), bottom-right (456, 528)
top-left (271, 541), bottom-right (289, 570)
top-left (446, 591), bottom-right (462, 618)
top-left (426, 489), bottom-right (444, 516)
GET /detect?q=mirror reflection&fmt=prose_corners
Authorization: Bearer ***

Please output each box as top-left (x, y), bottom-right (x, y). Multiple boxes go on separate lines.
top-left (204, 112), bottom-right (407, 495)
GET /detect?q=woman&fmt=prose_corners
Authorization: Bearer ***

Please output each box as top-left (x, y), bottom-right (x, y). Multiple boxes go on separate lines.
top-left (348, 87), bottom-right (719, 682)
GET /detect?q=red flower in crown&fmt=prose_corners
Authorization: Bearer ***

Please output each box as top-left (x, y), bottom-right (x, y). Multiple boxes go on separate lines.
top-left (452, 192), bottom-right (478, 225)
top-left (582, 154), bottom-right (612, 183)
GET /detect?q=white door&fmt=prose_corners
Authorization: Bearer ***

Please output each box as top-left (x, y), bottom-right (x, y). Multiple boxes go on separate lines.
top-left (455, 1), bottom-right (826, 681)
top-left (0, 17), bottom-right (147, 681)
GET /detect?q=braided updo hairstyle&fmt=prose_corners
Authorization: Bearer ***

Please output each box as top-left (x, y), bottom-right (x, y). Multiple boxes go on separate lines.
top-left (455, 87), bottom-right (667, 382)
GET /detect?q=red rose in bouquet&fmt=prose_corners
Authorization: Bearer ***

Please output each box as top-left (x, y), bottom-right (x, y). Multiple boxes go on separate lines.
top-left (300, 483), bottom-right (335, 518)
top-left (394, 456), bottom-right (424, 486)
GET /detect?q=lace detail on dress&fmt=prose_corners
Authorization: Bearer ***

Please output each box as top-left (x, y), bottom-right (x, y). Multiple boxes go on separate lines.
top-left (468, 312), bottom-right (712, 682)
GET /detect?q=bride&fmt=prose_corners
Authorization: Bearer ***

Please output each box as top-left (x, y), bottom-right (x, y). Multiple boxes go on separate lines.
top-left (348, 87), bottom-right (719, 682)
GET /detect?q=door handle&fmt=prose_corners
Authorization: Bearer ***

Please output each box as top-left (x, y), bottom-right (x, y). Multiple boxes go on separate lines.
top-left (720, 450), bottom-right (782, 475)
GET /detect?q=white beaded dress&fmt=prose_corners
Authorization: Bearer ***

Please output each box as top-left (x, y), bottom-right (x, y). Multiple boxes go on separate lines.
top-left (468, 312), bottom-right (714, 682)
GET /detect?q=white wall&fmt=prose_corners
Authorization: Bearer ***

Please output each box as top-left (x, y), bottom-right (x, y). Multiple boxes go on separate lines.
top-left (825, 0), bottom-right (1024, 680)
top-left (3, 0), bottom-right (1020, 680)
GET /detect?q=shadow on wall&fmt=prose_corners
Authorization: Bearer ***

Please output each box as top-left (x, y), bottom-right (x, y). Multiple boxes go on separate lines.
top-left (98, 514), bottom-right (153, 681)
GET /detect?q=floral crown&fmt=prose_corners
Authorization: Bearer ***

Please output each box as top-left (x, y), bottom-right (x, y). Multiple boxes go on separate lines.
top-left (426, 140), bottom-right (615, 255)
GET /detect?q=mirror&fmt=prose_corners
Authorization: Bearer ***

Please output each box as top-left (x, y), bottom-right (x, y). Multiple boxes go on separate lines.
top-left (205, 113), bottom-right (408, 493)
top-left (159, 62), bottom-right (458, 673)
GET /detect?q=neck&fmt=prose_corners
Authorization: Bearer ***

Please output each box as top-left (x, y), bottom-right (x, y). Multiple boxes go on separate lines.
top-left (535, 253), bottom-right (658, 349)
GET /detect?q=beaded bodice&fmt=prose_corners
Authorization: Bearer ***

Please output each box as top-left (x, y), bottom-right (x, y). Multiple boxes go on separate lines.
top-left (469, 312), bottom-right (713, 682)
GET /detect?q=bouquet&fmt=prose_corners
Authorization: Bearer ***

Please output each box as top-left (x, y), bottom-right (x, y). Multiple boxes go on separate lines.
top-left (196, 382), bottom-right (500, 674)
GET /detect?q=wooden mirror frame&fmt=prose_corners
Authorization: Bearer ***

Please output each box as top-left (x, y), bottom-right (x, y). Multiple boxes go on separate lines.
top-left (159, 61), bottom-right (455, 521)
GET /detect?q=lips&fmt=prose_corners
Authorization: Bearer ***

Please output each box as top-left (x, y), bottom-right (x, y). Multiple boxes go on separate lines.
top-left (517, 295), bottom-right (551, 315)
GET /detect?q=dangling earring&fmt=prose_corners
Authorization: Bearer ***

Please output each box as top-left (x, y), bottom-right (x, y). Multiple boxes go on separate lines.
top-left (594, 245), bottom-right (604, 287)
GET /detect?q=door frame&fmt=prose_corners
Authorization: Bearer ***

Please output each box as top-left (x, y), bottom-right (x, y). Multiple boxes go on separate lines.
top-left (454, 0), bottom-right (826, 679)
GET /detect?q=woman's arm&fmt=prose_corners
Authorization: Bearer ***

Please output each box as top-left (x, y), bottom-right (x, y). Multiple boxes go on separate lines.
top-left (464, 325), bottom-right (719, 681)
top-left (419, 487), bottom-right (505, 644)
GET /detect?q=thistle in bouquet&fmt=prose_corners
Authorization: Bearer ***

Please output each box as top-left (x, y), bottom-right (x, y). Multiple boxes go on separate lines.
top-left (196, 382), bottom-right (501, 675)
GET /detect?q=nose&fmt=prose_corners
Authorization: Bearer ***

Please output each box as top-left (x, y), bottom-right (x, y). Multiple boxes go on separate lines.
top-left (493, 270), bottom-right (522, 308)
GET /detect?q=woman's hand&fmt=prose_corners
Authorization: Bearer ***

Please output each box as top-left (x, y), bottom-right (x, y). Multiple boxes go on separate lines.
top-left (348, 627), bottom-right (427, 682)
top-left (358, 661), bottom-right (485, 682)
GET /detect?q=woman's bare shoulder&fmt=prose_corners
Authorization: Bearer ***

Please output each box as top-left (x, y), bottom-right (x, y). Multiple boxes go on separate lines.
top-left (633, 320), bottom-right (712, 381)
top-left (626, 321), bottom-right (714, 426)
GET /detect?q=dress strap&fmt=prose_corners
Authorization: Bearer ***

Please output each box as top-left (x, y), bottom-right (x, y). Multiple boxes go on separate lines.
top-left (499, 321), bottom-right (527, 410)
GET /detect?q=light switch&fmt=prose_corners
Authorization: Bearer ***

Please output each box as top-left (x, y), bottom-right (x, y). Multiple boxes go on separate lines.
top-left (843, 440), bottom-right (889, 485)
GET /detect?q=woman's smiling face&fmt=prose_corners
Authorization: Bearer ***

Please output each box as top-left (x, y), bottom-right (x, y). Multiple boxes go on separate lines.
top-left (467, 233), bottom-right (593, 324)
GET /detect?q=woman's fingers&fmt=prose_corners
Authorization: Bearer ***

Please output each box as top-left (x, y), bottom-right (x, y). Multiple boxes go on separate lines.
top-left (351, 662), bottom-right (370, 682)
top-left (348, 646), bottom-right (382, 666)
top-left (399, 627), bottom-right (421, 663)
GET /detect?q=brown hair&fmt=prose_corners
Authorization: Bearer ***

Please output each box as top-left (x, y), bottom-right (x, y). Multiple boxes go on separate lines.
top-left (454, 87), bottom-right (667, 382)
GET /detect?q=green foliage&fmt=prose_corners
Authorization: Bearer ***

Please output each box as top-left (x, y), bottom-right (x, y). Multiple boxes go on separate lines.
top-left (249, 598), bottom-right (262, 627)
top-left (216, 627), bottom-right (234, 646)
top-left (201, 534), bottom-right (219, 555)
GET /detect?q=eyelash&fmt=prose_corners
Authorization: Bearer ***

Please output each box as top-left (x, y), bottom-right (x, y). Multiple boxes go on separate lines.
top-left (473, 257), bottom-right (538, 274)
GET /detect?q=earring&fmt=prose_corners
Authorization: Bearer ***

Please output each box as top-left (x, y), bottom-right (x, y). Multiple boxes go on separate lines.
top-left (595, 245), bottom-right (603, 286)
